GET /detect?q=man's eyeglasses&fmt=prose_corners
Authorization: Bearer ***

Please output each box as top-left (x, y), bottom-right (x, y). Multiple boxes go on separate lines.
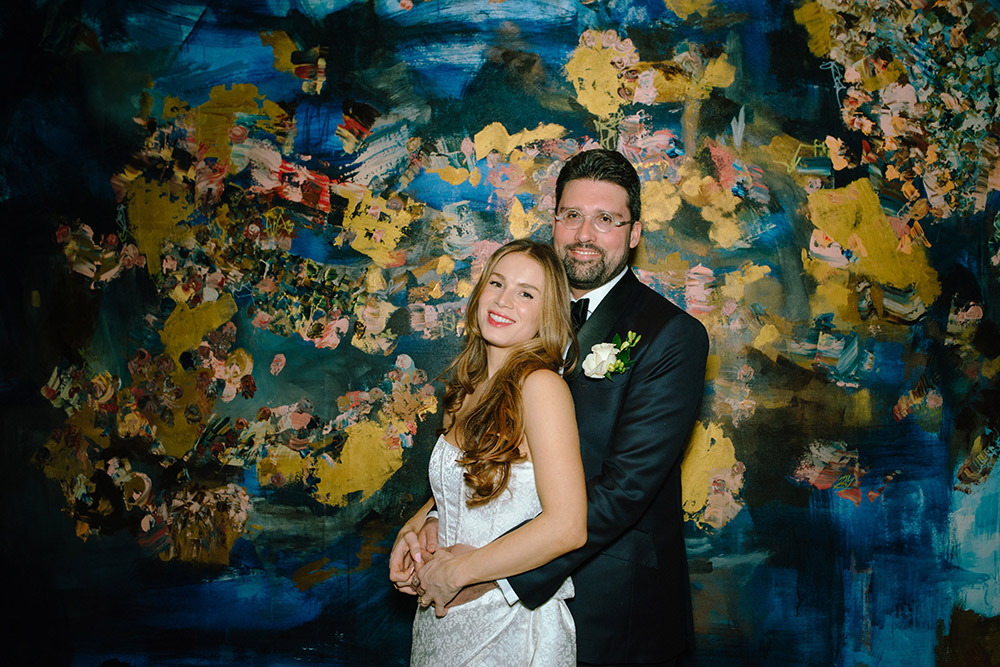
top-left (554, 209), bottom-right (634, 233)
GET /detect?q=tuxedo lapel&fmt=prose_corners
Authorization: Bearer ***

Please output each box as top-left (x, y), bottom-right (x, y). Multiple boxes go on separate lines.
top-left (567, 270), bottom-right (642, 381)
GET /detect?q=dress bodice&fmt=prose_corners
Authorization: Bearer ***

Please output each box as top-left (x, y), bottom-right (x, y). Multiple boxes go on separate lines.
top-left (428, 435), bottom-right (542, 549)
top-left (411, 435), bottom-right (576, 666)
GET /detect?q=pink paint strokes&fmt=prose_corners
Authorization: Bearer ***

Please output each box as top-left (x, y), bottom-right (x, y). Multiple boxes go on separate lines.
top-left (791, 440), bottom-right (875, 506)
top-left (59, 224), bottom-right (146, 287)
top-left (702, 461), bottom-right (747, 529)
top-left (270, 353), bottom-right (286, 375)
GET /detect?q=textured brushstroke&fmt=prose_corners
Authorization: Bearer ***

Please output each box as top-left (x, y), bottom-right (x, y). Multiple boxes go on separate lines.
top-left (681, 421), bottom-right (745, 529)
top-left (7, 1), bottom-right (1000, 664)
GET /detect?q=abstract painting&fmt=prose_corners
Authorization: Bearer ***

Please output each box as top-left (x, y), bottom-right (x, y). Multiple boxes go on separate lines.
top-left (2, 0), bottom-right (998, 664)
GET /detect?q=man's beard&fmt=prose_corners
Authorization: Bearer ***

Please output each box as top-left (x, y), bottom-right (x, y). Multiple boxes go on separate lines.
top-left (560, 243), bottom-right (630, 291)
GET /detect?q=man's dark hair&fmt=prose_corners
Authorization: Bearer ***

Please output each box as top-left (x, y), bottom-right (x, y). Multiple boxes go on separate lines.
top-left (554, 149), bottom-right (641, 223)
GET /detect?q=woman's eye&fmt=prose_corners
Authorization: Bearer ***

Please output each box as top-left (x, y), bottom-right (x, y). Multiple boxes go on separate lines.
top-left (520, 291), bottom-right (534, 299)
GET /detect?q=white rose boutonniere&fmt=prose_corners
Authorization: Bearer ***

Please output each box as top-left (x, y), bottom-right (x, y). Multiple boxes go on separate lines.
top-left (582, 331), bottom-right (641, 379)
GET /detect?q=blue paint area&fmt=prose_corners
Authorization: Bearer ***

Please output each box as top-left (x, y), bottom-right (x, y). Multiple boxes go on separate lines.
top-left (149, 13), bottom-right (298, 104)
top-left (135, 570), bottom-right (327, 630)
top-left (6, 1), bottom-right (1000, 666)
top-left (288, 226), bottom-right (342, 263)
top-left (294, 99), bottom-right (346, 158)
top-left (865, 340), bottom-right (906, 387)
top-left (404, 163), bottom-right (498, 211)
top-left (829, 425), bottom-right (955, 665)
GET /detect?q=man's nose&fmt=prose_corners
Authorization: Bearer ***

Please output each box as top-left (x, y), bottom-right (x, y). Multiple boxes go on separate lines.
top-left (574, 217), bottom-right (597, 242)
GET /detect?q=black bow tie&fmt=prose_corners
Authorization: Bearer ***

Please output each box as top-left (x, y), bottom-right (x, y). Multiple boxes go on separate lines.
top-left (571, 298), bottom-right (590, 332)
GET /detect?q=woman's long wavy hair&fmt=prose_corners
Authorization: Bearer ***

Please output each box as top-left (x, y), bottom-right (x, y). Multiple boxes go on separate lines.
top-left (441, 239), bottom-right (578, 506)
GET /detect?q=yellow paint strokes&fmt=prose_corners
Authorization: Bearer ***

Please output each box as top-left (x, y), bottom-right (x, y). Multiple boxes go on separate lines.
top-left (436, 254), bottom-right (455, 275)
top-left (152, 369), bottom-right (211, 458)
top-left (165, 483), bottom-right (249, 565)
top-left (704, 353), bottom-right (720, 381)
top-left (292, 557), bottom-right (338, 592)
top-left (210, 84), bottom-right (287, 162)
top-left (861, 60), bottom-right (905, 93)
top-left (161, 95), bottom-right (190, 121)
top-left (637, 250), bottom-right (691, 281)
top-left (759, 134), bottom-right (807, 175)
top-left (801, 247), bottom-right (838, 283)
top-left (160, 294), bottom-right (238, 364)
top-left (706, 209), bottom-right (742, 248)
top-left (808, 179), bottom-right (940, 306)
top-left (846, 389), bottom-right (872, 424)
top-left (982, 355), bottom-right (1000, 380)
top-left (665, 0), bottom-right (714, 20)
top-left (507, 197), bottom-right (546, 239)
top-left (425, 282), bottom-right (444, 300)
top-left (721, 263), bottom-right (772, 301)
top-left (812, 279), bottom-right (853, 322)
top-left (693, 176), bottom-right (741, 249)
top-left (650, 66), bottom-right (690, 104)
top-left (681, 421), bottom-right (736, 518)
top-left (473, 122), bottom-right (566, 160)
top-left (641, 179), bottom-right (682, 231)
top-left (127, 176), bottom-right (195, 274)
top-left (258, 443), bottom-right (307, 487)
top-left (42, 411), bottom-right (101, 483)
top-left (366, 265), bottom-right (387, 292)
top-left (312, 419), bottom-right (402, 507)
top-left (654, 54), bottom-right (736, 103)
top-left (166, 84), bottom-right (286, 165)
top-left (433, 166), bottom-right (472, 185)
top-left (794, 2), bottom-right (835, 57)
top-left (457, 278), bottom-right (474, 299)
top-left (332, 183), bottom-right (412, 267)
top-left (352, 296), bottom-right (397, 355)
top-left (565, 42), bottom-right (625, 118)
top-left (259, 31), bottom-right (298, 74)
top-left (752, 323), bottom-right (782, 361)
top-left (695, 55), bottom-right (735, 99)
top-left (410, 255), bottom-right (453, 282)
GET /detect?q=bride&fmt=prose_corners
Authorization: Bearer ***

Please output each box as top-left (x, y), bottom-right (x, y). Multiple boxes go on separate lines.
top-left (389, 238), bottom-right (586, 666)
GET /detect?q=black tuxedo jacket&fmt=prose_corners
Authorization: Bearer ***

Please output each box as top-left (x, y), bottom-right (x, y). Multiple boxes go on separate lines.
top-left (508, 269), bottom-right (709, 664)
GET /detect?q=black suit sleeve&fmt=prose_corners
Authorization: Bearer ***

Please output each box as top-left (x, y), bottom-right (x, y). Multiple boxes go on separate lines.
top-left (508, 309), bottom-right (709, 608)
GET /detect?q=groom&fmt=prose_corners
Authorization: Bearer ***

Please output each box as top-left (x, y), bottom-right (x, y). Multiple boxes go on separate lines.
top-left (505, 148), bottom-right (708, 665)
top-left (396, 149), bottom-right (708, 665)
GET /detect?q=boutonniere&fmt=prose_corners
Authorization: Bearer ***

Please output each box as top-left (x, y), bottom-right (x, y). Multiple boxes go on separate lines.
top-left (582, 331), bottom-right (641, 379)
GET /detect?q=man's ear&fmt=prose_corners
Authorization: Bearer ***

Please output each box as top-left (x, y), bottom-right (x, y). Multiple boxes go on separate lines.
top-left (629, 221), bottom-right (642, 249)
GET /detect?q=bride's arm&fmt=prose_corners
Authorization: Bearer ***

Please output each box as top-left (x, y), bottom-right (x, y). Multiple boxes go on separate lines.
top-left (416, 369), bottom-right (586, 612)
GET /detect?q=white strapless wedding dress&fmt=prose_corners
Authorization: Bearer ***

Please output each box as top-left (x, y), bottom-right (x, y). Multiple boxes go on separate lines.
top-left (410, 435), bottom-right (575, 666)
